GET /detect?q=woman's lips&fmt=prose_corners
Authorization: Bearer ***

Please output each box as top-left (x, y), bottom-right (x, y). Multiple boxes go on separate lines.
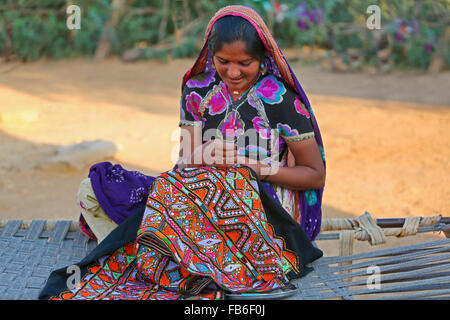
top-left (228, 77), bottom-right (244, 85)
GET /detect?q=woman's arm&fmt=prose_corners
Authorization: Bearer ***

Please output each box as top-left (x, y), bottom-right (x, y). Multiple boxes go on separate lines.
top-left (239, 137), bottom-right (325, 191)
top-left (176, 125), bottom-right (201, 168)
top-left (177, 127), bottom-right (324, 190)
top-left (176, 125), bottom-right (237, 169)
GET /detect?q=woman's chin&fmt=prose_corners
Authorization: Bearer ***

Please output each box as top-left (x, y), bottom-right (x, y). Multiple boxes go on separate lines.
top-left (225, 79), bottom-right (245, 89)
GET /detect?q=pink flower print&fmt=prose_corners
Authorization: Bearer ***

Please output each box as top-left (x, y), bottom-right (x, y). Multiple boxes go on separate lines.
top-left (185, 91), bottom-right (202, 121)
top-left (220, 111), bottom-right (244, 139)
top-left (294, 96), bottom-right (310, 118)
top-left (187, 70), bottom-right (216, 88)
top-left (252, 116), bottom-right (271, 139)
top-left (255, 75), bottom-right (286, 104)
top-left (277, 123), bottom-right (299, 137)
top-left (208, 91), bottom-right (227, 115)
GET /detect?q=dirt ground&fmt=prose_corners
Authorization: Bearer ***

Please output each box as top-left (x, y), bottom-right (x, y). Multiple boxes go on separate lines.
top-left (0, 57), bottom-right (449, 256)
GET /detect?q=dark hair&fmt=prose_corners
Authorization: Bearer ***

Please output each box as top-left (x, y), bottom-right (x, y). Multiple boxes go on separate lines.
top-left (208, 16), bottom-right (266, 61)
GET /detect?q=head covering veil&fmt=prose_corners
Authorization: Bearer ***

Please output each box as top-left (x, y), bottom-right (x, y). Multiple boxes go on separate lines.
top-left (182, 5), bottom-right (326, 240)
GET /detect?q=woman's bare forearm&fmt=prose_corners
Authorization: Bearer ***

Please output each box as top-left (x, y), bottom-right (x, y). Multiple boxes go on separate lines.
top-left (259, 162), bottom-right (325, 191)
top-left (176, 127), bottom-right (325, 190)
top-left (177, 152), bottom-right (325, 190)
top-left (234, 156), bottom-right (324, 191)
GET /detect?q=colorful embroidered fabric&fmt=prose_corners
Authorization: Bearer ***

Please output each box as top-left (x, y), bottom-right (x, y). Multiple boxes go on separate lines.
top-left (50, 166), bottom-right (299, 300)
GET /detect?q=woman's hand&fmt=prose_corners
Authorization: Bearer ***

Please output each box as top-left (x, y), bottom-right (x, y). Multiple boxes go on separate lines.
top-left (177, 125), bottom-right (325, 189)
top-left (203, 141), bottom-right (271, 179)
top-left (235, 156), bottom-right (276, 180)
top-left (181, 139), bottom-right (237, 168)
top-left (203, 139), bottom-right (237, 167)
top-left (235, 155), bottom-right (259, 176)
top-left (195, 139), bottom-right (274, 180)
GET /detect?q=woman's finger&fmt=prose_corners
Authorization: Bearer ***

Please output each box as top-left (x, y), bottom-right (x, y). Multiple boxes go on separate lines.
top-left (202, 141), bottom-right (217, 165)
top-left (201, 139), bottom-right (237, 166)
top-left (212, 138), bottom-right (235, 148)
top-left (222, 141), bottom-right (236, 150)
top-left (213, 147), bottom-right (236, 158)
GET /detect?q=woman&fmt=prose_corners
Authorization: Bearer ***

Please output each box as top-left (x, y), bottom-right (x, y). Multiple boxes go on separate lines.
top-left (177, 10), bottom-right (325, 237)
top-left (39, 5), bottom-right (325, 300)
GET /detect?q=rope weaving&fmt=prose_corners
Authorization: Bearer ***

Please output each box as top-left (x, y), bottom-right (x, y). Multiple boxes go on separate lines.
top-left (319, 212), bottom-right (444, 258)
top-left (321, 212), bottom-right (442, 242)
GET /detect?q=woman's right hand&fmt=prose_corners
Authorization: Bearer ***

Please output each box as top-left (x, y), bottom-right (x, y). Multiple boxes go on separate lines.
top-left (191, 139), bottom-right (237, 167)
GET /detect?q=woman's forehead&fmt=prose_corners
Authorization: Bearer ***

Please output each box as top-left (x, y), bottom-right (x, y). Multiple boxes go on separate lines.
top-left (213, 40), bottom-right (255, 60)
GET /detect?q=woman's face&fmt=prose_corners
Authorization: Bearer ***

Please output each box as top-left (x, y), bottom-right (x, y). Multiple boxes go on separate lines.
top-left (212, 40), bottom-right (261, 94)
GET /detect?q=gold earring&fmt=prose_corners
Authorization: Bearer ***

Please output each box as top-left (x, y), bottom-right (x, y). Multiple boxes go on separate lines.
top-left (260, 62), bottom-right (267, 75)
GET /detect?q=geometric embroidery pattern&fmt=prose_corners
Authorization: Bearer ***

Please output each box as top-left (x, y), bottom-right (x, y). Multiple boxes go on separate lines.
top-left (51, 166), bottom-right (299, 300)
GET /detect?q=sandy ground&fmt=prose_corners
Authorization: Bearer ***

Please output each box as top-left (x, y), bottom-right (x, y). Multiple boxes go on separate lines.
top-left (0, 57), bottom-right (449, 256)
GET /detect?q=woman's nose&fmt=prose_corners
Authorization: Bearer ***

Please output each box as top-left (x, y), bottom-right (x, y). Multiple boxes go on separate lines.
top-left (227, 65), bottom-right (241, 78)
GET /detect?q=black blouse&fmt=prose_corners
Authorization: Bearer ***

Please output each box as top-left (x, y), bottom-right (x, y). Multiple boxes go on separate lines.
top-left (179, 70), bottom-right (314, 165)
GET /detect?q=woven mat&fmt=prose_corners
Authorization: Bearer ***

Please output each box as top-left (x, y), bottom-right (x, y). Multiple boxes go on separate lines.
top-left (288, 238), bottom-right (450, 300)
top-left (1, 220), bottom-right (449, 300)
top-left (0, 220), bottom-right (97, 300)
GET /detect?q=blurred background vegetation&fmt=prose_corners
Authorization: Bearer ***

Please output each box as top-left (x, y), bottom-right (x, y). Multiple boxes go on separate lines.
top-left (0, 0), bottom-right (448, 72)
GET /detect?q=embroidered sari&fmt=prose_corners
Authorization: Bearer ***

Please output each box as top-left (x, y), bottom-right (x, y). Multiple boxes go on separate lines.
top-left (40, 6), bottom-right (324, 300)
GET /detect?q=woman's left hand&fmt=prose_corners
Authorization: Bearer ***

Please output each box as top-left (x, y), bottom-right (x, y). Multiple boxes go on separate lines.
top-left (235, 156), bottom-right (267, 179)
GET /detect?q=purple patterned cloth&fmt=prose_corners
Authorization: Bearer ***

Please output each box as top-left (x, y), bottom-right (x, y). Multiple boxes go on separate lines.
top-left (88, 162), bottom-right (155, 225)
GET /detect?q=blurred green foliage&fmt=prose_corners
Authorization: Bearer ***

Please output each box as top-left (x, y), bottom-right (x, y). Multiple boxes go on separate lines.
top-left (0, 0), bottom-right (448, 70)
